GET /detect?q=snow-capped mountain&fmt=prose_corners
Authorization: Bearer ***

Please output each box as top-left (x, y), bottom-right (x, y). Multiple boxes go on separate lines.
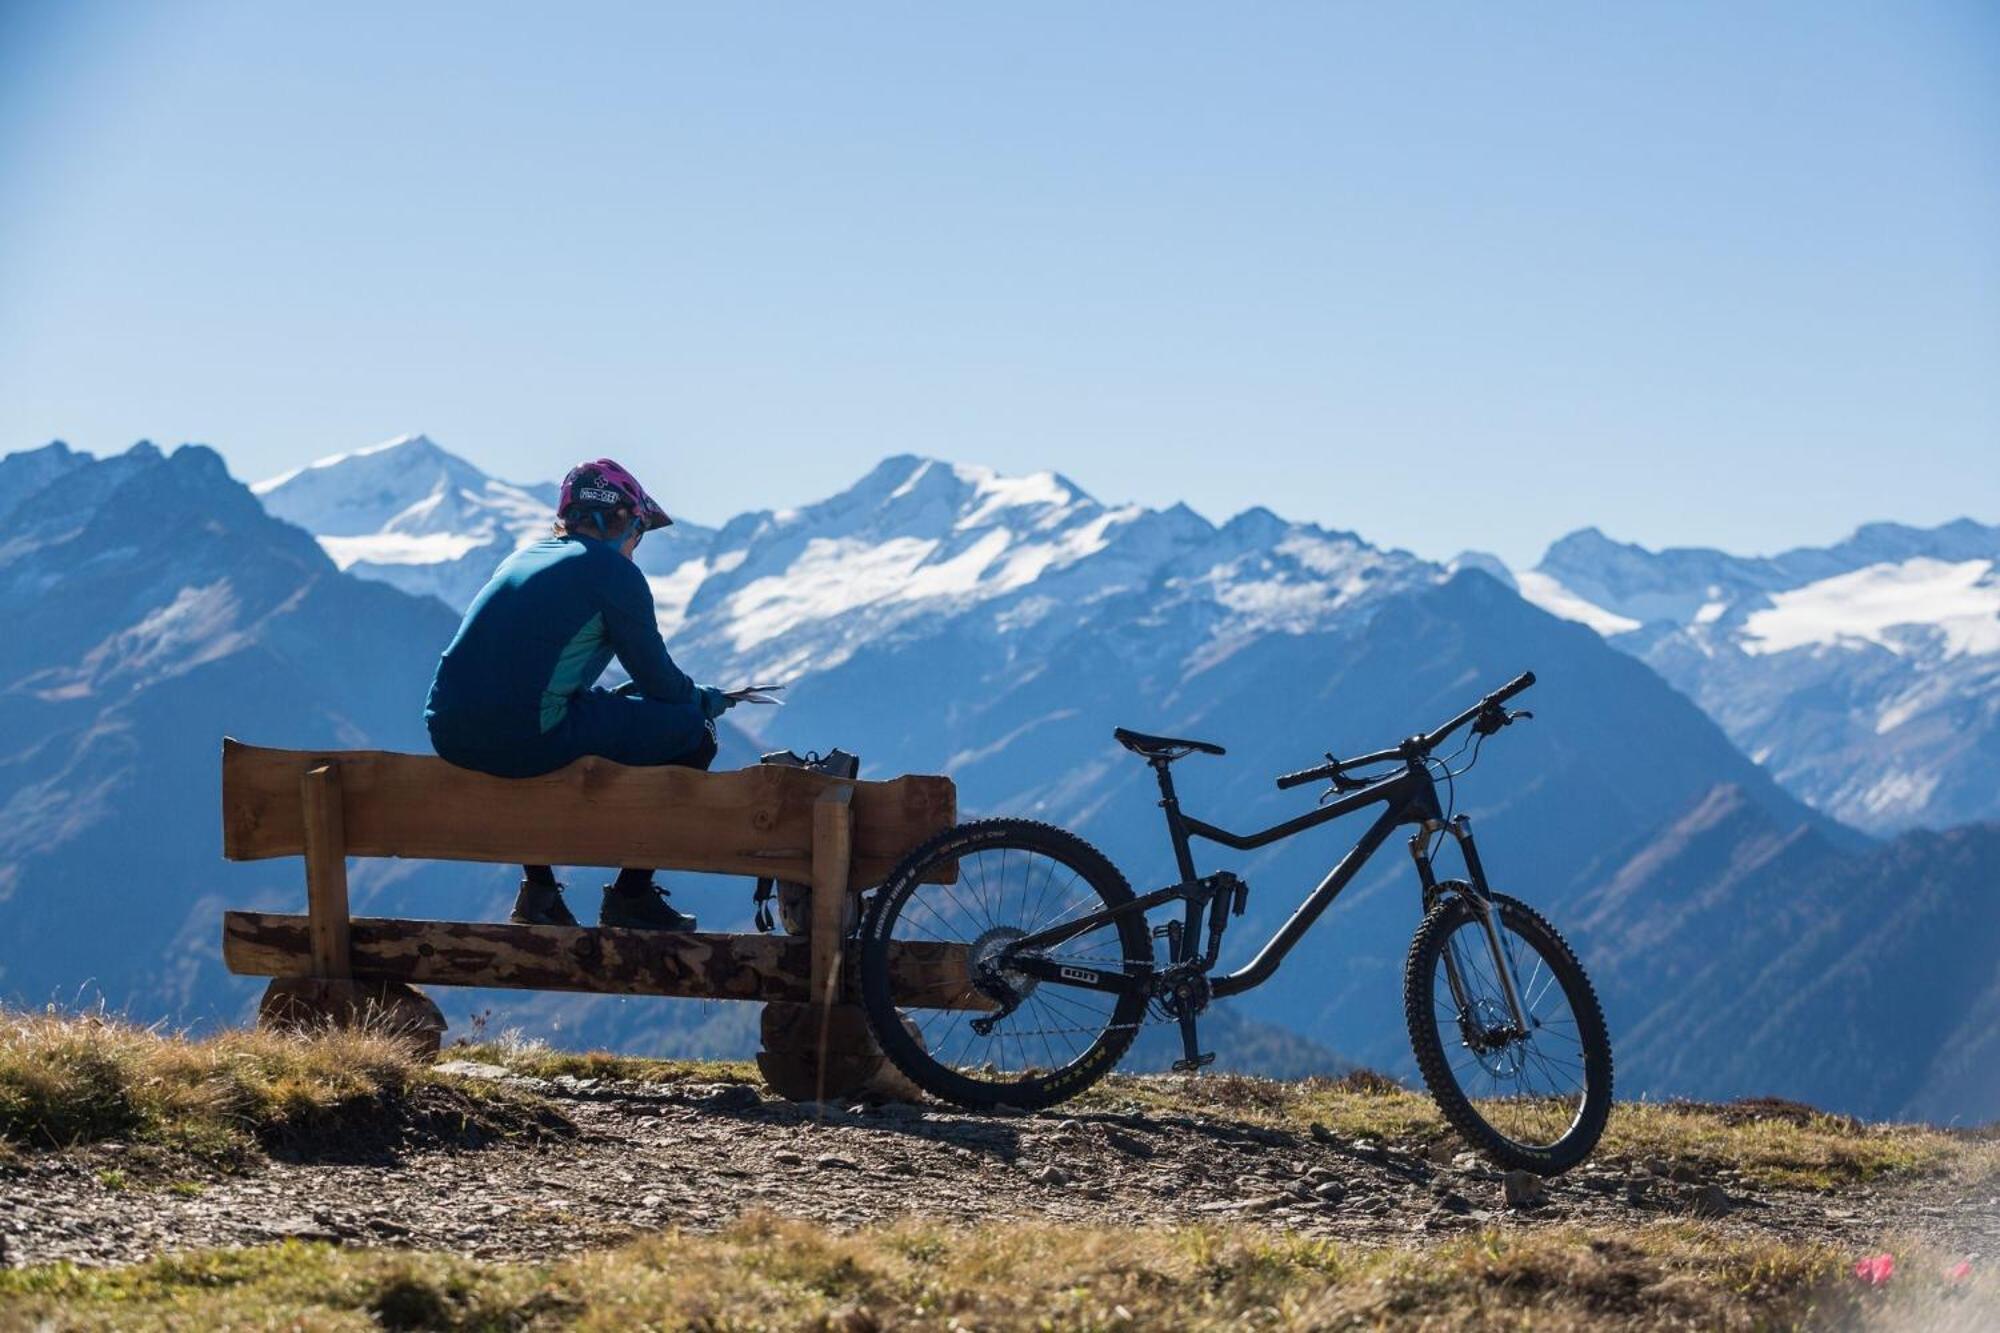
top-left (250, 441), bottom-right (1895, 1104)
top-left (261, 445), bottom-right (1446, 687)
top-left (254, 433), bottom-right (556, 539)
top-left (666, 456), bottom-right (1441, 686)
top-left (1503, 521), bottom-right (2000, 833)
top-left (261, 438), bottom-right (1993, 841)
top-left (16, 435), bottom-right (1995, 1117)
top-left (254, 434), bottom-right (714, 611)
top-left (0, 439), bottom-right (773, 1058)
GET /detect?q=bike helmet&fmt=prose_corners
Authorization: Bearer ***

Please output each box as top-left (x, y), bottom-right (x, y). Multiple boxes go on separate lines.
top-left (558, 458), bottom-right (671, 533)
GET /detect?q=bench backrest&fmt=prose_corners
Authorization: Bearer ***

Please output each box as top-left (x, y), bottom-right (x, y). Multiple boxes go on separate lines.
top-left (221, 739), bottom-right (956, 888)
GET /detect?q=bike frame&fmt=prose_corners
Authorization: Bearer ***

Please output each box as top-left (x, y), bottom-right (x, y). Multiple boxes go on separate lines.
top-left (1002, 751), bottom-right (1515, 1017)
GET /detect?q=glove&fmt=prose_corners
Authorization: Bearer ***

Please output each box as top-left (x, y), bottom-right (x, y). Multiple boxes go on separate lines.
top-left (697, 685), bottom-right (736, 719)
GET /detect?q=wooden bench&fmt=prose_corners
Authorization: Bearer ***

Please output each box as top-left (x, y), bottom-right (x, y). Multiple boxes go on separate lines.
top-left (219, 738), bottom-right (970, 1100)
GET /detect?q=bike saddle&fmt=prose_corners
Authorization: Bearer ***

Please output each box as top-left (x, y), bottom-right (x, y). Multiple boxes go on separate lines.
top-left (1113, 727), bottom-right (1227, 761)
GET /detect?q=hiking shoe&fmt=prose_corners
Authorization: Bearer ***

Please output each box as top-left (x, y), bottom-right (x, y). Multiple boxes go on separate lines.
top-left (510, 878), bottom-right (579, 927)
top-left (599, 881), bottom-right (699, 932)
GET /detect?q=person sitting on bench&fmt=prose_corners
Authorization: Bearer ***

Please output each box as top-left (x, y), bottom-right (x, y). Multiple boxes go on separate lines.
top-left (423, 458), bottom-right (735, 931)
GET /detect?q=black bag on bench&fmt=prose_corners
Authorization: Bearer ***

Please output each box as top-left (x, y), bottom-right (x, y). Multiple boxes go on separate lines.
top-left (752, 747), bottom-right (860, 934)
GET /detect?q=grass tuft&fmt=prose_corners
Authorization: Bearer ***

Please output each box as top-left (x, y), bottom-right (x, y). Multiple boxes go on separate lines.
top-left (4, 1217), bottom-right (1992, 1331)
top-left (446, 1033), bottom-right (762, 1087)
top-left (0, 1007), bottom-right (552, 1163)
top-left (455, 1031), bottom-right (1995, 1194)
top-left (13, 1009), bottom-right (1984, 1196)
top-left (1075, 1069), bottom-right (1996, 1192)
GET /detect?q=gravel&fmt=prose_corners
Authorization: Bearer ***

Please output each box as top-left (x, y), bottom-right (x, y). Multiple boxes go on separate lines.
top-left (1, 1070), bottom-right (1993, 1270)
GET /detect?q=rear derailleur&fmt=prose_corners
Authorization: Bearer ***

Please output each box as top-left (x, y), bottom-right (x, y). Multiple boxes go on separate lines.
top-left (967, 925), bottom-right (1034, 1036)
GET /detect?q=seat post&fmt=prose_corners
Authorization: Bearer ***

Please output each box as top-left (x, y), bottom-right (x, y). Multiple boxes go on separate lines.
top-left (1151, 759), bottom-right (1200, 882)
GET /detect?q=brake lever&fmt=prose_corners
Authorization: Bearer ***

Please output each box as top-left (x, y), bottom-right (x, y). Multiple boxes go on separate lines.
top-left (1474, 704), bottom-right (1536, 736)
top-left (1472, 703), bottom-right (1534, 736)
top-left (1317, 771), bottom-right (1373, 804)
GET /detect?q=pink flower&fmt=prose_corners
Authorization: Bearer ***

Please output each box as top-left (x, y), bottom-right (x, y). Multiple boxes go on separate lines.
top-left (1945, 1259), bottom-right (1972, 1284)
top-left (1853, 1253), bottom-right (1895, 1287)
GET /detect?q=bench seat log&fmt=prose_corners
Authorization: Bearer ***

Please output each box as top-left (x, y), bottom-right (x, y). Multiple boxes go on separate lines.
top-left (223, 911), bottom-right (992, 1011)
top-left (222, 739), bottom-right (956, 888)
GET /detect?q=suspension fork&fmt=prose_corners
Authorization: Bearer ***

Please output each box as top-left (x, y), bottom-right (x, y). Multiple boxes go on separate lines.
top-left (1409, 823), bottom-right (1474, 1017)
top-left (1411, 823), bottom-right (1482, 1023)
top-left (1444, 815), bottom-right (1530, 1033)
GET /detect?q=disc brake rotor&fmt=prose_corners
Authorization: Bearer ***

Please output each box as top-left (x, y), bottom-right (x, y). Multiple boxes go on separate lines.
top-left (1461, 996), bottom-right (1527, 1077)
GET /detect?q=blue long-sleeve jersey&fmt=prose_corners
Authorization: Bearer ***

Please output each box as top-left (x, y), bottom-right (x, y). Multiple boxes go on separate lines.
top-left (424, 535), bottom-right (696, 756)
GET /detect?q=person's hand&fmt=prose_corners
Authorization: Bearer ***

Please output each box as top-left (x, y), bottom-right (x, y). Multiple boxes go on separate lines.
top-left (697, 685), bottom-right (736, 719)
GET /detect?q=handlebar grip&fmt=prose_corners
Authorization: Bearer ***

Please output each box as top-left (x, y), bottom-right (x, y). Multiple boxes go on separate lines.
top-left (1275, 764), bottom-right (1334, 791)
top-left (1493, 670), bottom-right (1536, 703)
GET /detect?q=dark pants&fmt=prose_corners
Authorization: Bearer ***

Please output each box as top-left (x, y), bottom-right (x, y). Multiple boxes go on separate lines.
top-left (429, 688), bottom-right (719, 888)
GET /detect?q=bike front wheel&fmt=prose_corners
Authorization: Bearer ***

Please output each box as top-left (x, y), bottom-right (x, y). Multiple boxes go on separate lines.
top-left (858, 818), bottom-right (1153, 1111)
top-left (1404, 890), bottom-right (1613, 1175)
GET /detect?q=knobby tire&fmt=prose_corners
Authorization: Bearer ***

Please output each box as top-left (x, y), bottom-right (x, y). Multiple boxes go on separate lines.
top-left (858, 818), bottom-right (1152, 1111)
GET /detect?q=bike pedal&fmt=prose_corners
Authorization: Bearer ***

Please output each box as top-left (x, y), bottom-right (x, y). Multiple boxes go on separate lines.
top-left (1171, 1052), bottom-right (1218, 1073)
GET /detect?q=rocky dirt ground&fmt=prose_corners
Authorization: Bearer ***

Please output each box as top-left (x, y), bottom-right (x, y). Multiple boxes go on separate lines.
top-left (4, 1061), bottom-right (1995, 1273)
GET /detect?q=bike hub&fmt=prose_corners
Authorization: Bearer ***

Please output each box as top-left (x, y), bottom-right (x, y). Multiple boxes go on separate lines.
top-left (968, 925), bottom-right (1037, 1000)
top-left (1458, 997), bottom-right (1529, 1074)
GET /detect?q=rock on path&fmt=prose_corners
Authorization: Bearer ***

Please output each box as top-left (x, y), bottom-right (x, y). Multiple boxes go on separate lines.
top-left (1, 1073), bottom-right (1991, 1269)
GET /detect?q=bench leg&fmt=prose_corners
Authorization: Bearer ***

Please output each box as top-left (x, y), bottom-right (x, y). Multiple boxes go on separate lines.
top-left (253, 761), bottom-right (446, 1055)
top-left (756, 1001), bottom-right (874, 1101)
top-left (807, 786), bottom-right (853, 1012)
top-left (756, 785), bottom-right (924, 1103)
top-left (257, 977), bottom-right (447, 1055)
top-left (755, 1001), bottom-right (923, 1104)
top-left (301, 764), bottom-right (353, 980)
top-left (804, 787), bottom-right (854, 1102)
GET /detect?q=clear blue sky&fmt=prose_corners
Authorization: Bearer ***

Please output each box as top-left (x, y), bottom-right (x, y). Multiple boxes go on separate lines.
top-left (3, 3), bottom-right (1994, 565)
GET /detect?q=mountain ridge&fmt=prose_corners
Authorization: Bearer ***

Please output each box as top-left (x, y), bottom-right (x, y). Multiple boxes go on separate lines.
top-left (1514, 517), bottom-right (2000, 833)
top-left (1581, 784), bottom-right (2000, 1122)
top-left (7, 433), bottom-right (1995, 1120)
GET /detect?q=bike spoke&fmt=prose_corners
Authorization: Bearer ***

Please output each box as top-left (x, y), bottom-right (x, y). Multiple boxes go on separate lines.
top-left (1024, 852), bottom-right (1068, 933)
top-left (1430, 909), bottom-right (1591, 1154)
top-left (872, 829), bottom-right (1145, 1097)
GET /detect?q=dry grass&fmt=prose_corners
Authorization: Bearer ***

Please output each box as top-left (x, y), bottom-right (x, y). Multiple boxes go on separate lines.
top-left (1076, 1070), bottom-right (1997, 1193)
top-left (3, 1215), bottom-right (1991, 1331)
top-left (0, 1008), bottom-right (543, 1162)
top-left (447, 1033), bottom-right (762, 1088)
top-left (5, 1020), bottom-right (1994, 1328)
top-left (442, 1035), bottom-right (1997, 1195)
top-left (20, 1008), bottom-right (1969, 1194)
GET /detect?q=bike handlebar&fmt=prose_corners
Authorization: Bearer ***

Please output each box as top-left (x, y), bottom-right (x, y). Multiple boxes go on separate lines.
top-left (1421, 670), bottom-right (1536, 750)
top-left (1273, 671), bottom-right (1537, 791)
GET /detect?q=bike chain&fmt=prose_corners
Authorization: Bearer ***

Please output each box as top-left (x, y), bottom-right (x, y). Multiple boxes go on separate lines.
top-left (945, 951), bottom-right (1189, 1043)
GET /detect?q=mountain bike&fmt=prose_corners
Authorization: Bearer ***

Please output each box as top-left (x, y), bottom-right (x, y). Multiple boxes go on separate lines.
top-left (856, 671), bottom-right (1614, 1174)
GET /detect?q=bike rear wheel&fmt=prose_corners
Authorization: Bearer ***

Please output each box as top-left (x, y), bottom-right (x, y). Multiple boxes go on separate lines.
top-left (858, 818), bottom-right (1152, 1111)
top-left (1404, 890), bottom-right (1612, 1175)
